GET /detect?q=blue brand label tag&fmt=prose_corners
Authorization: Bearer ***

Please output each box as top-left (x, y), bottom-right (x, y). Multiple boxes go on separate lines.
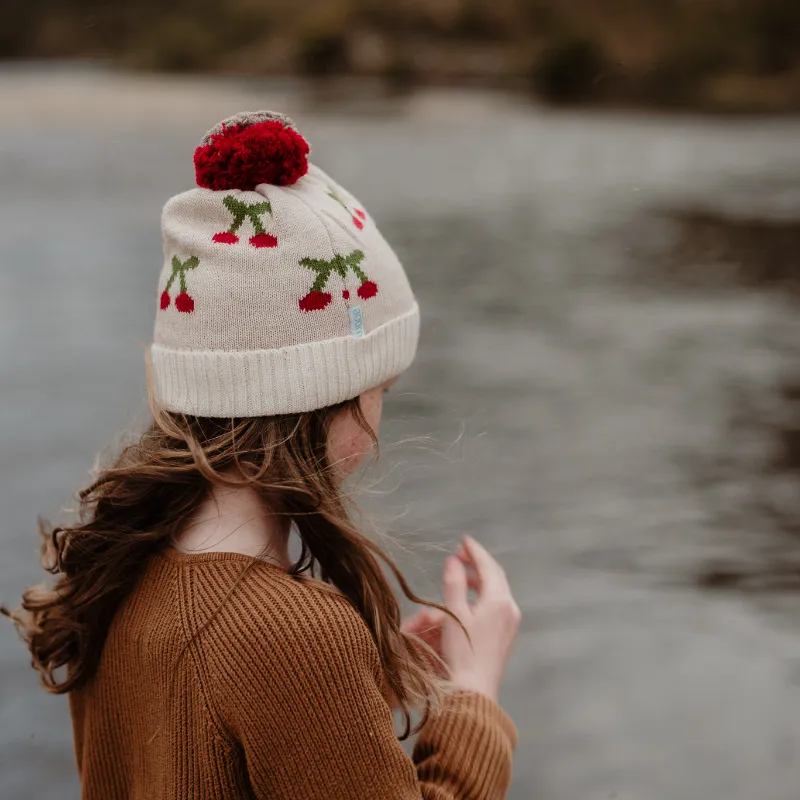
top-left (348, 306), bottom-right (365, 338)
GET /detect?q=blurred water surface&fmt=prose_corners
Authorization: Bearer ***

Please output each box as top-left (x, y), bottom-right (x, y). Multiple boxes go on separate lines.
top-left (1, 68), bottom-right (799, 799)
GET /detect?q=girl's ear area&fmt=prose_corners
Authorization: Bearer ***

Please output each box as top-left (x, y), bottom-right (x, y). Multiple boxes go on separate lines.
top-left (358, 385), bottom-right (386, 424)
top-left (327, 396), bottom-right (380, 480)
top-left (326, 375), bottom-right (400, 477)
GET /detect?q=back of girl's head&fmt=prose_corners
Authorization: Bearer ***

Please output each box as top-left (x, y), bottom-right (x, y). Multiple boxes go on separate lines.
top-left (3, 111), bottom-right (441, 734)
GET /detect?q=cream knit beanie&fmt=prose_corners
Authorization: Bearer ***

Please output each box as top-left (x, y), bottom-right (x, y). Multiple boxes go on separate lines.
top-left (150, 111), bottom-right (419, 417)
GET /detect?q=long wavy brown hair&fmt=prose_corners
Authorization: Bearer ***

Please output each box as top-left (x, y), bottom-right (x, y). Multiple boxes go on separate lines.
top-left (2, 393), bottom-right (447, 736)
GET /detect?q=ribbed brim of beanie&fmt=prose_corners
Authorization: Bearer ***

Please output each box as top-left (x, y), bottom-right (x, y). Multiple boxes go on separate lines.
top-left (149, 111), bottom-right (419, 417)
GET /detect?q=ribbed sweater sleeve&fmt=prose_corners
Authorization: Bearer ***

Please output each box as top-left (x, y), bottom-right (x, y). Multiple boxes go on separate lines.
top-left (203, 570), bottom-right (517, 799)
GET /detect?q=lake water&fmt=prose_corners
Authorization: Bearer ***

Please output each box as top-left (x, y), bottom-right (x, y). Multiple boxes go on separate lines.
top-left (1, 66), bottom-right (799, 799)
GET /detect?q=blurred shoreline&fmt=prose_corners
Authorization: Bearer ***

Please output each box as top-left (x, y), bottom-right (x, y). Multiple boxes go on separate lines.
top-left (4, 62), bottom-right (800, 140)
top-left (0, 62), bottom-right (524, 129)
top-left (5, 0), bottom-right (800, 114)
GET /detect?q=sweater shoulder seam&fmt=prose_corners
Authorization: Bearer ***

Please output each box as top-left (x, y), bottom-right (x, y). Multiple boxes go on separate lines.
top-left (175, 565), bottom-right (238, 752)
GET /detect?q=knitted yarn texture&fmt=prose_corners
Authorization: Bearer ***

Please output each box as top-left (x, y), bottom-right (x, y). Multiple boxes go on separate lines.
top-left (150, 111), bottom-right (419, 417)
top-left (68, 549), bottom-right (517, 799)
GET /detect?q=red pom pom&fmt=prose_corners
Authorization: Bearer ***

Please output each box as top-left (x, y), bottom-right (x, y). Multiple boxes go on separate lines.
top-left (194, 120), bottom-right (310, 191)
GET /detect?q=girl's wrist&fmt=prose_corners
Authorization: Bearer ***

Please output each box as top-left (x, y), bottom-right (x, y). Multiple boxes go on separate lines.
top-left (448, 671), bottom-right (499, 702)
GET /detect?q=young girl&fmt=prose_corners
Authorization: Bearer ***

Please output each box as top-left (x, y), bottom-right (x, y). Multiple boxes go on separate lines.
top-left (4, 110), bottom-right (520, 799)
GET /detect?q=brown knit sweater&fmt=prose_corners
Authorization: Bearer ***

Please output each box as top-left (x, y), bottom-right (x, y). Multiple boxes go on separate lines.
top-left (69, 547), bottom-right (517, 799)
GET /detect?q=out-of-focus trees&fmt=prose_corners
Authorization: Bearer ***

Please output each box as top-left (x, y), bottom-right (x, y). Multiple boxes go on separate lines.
top-left (4, 0), bottom-right (800, 111)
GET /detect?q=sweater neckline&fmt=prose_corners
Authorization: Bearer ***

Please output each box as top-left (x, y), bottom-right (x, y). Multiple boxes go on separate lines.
top-left (158, 545), bottom-right (288, 572)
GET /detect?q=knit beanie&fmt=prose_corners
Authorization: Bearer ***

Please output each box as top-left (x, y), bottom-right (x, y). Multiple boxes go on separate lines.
top-left (150, 110), bottom-right (419, 418)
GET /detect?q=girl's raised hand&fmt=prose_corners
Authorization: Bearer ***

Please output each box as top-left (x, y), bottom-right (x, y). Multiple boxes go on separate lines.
top-left (439, 536), bottom-right (521, 702)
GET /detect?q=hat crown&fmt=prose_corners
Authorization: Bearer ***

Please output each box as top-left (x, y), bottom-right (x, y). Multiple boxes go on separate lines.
top-left (150, 112), bottom-right (419, 418)
top-left (198, 110), bottom-right (299, 146)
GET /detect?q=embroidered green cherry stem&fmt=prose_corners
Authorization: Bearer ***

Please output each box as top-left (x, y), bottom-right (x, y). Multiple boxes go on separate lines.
top-left (214, 196), bottom-right (277, 247)
top-left (300, 250), bottom-right (365, 291)
top-left (328, 186), bottom-right (367, 231)
top-left (168, 255), bottom-right (199, 294)
top-left (298, 250), bottom-right (378, 312)
top-left (161, 255), bottom-right (199, 313)
top-left (327, 187), bottom-right (348, 210)
top-left (223, 196), bottom-right (271, 235)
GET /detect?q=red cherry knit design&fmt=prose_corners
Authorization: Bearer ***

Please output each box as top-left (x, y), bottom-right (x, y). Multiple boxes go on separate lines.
top-left (214, 196), bottom-right (277, 248)
top-left (160, 256), bottom-right (199, 313)
top-left (298, 250), bottom-right (379, 312)
top-left (327, 186), bottom-right (367, 231)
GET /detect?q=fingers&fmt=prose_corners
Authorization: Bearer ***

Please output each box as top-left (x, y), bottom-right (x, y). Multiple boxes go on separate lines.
top-left (465, 570), bottom-right (480, 592)
top-left (401, 609), bottom-right (429, 636)
top-left (402, 608), bottom-right (444, 636)
top-left (443, 556), bottom-right (470, 619)
top-left (457, 560), bottom-right (481, 592)
top-left (457, 536), bottom-right (510, 599)
top-left (423, 608), bottom-right (446, 626)
top-left (409, 613), bottom-right (444, 654)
